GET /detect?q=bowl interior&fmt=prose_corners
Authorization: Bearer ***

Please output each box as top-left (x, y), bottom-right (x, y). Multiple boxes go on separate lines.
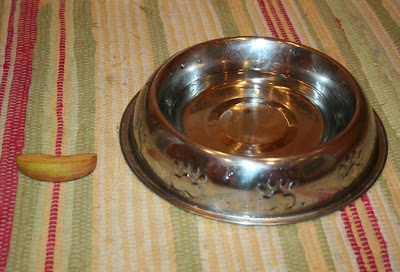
top-left (155, 38), bottom-right (357, 157)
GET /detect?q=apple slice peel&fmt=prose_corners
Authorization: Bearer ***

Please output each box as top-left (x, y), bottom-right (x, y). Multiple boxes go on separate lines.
top-left (16, 153), bottom-right (97, 182)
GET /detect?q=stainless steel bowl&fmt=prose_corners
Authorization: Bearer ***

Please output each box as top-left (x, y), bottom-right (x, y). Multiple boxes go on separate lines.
top-left (120, 37), bottom-right (387, 225)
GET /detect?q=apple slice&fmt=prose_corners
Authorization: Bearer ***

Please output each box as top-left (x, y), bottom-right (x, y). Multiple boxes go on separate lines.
top-left (16, 153), bottom-right (97, 182)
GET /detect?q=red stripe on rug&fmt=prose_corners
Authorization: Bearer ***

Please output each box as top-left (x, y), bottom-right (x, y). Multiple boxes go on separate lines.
top-left (0, 0), bottom-right (39, 270)
top-left (44, 184), bottom-right (61, 272)
top-left (276, 0), bottom-right (301, 43)
top-left (256, 0), bottom-right (279, 38)
top-left (0, 0), bottom-right (17, 115)
top-left (265, 0), bottom-right (289, 40)
top-left (44, 0), bottom-right (66, 271)
top-left (349, 203), bottom-right (378, 270)
top-left (361, 194), bottom-right (392, 271)
top-left (340, 208), bottom-right (367, 271)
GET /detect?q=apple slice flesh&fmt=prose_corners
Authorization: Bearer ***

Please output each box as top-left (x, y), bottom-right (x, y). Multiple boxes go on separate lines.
top-left (16, 153), bottom-right (97, 182)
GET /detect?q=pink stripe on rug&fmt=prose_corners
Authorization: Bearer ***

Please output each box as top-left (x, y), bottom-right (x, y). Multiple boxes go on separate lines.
top-left (256, 0), bottom-right (279, 38)
top-left (276, 0), bottom-right (301, 43)
top-left (361, 194), bottom-right (392, 271)
top-left (349, 203), bottom-right (378, 270)
top-left (44, 0), bottom-right (66, 271)
top-left (0, 0), bottom-right (39, 270)
top-left (0, 0), bottom-right (17, 116)
top-left (265, 0), bottom-right (289, 40)
top-left (340, 208), bottom-right (367, 271)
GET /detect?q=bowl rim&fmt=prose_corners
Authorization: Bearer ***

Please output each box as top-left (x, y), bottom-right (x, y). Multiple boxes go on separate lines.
top-left (147, 36), bottom-right (368, 161)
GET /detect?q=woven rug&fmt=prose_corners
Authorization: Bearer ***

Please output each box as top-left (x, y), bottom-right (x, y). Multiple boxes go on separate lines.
top-left (0, 0), bottom-right (399, 271)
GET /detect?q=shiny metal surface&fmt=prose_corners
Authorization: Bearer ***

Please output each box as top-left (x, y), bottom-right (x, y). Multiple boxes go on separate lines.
top-left (120, 37), bottom-right (388, 225)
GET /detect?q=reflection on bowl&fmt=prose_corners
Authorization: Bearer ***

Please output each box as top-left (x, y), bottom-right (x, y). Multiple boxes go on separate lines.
top-left (120, 37), bottom-right (387, 225)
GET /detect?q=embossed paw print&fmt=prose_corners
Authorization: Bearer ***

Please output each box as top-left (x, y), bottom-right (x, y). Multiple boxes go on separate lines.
top-left (257, 171), bottom-right (296, 209)
top-left (338, 149), bottom-right (362, 179)
top-left (170, 160), bottom-right (207, 200)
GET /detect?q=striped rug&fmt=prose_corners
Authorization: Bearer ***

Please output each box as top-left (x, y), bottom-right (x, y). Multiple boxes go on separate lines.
top-left (0, 0), bottom-right (399, 271)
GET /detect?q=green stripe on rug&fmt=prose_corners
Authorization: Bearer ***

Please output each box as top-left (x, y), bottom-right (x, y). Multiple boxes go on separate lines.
top-left (64, 0), bottom-right (96, 270)
top-left (6, 182), bottom-right (49, 272)
top-left (0, 0), bottom-right (5, 31)
top-left (240, 0), bottom-right (257, 35)
top-left (142, 2), bottom-right (203, 271)
top-left (209, 0), bottom-right (240, 37)
top-left (314, 219), bottom-right (336, 270)
top-left (143, 0), bottom-right (170, 67)
top-left (170, 207), bottom-right (202, 272)
top-left (364, 0), bottom-right (400, 52)
top-left (277, 225), bottom-right (309, 271)
top-left (5, 4), bottom-right (54, 271)
top-left (378, 175), bottom-right (400, 225)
